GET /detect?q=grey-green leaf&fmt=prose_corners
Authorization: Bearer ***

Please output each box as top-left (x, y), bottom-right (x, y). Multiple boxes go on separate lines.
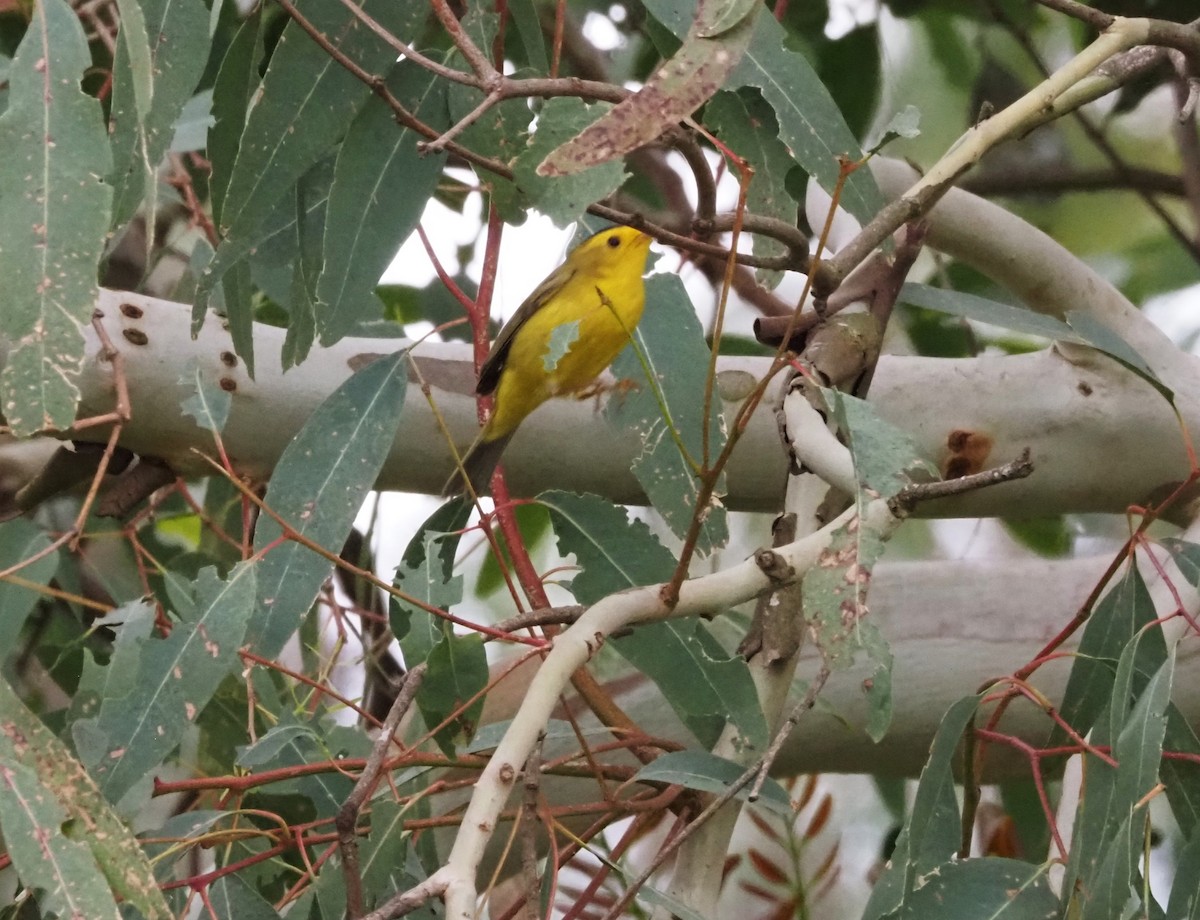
top-left (108, 0), bottom-right (209, 229)
top-left (515, 97), bottom-right (628, 224)
top-left (317, 62), bottom-right (448, 345)
top-left (251, 351), bottom-right (409, 656)
top-left (539, 0), bottom-right (757, 177)
top-left (0, 760), bottom-right (121, 920)
top-left (73, 563), bottom-right (256, 808)
top-left (607, 274), bottom-right (728, 553)
top-left (633, 750), bottom-right (792, 817)
top-left (0, 518), bottom-right (58, 653)
top-left (180, 358), bottom-right (233, 433)
top-left (0, 0), bottom-right (113, 434)
top-left (195, 0), bottom-right (428, 352)
top-left (0, 675), bottom-right (171, 919)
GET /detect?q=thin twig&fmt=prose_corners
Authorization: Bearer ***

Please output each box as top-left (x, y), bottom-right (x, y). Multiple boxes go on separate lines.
top-left (337, 664), bottom-right (427, 919)
top-left (888, 448), bottom-right (1034, 515)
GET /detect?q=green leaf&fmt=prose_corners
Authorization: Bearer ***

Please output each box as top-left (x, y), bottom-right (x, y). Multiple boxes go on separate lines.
top-left (1065, 310), bottom-right (1174, 404)
top-left (614, 620), bottom-right (768, 751)
top-left (543, 318), bottom-right (582, 371)
top-left (540, 491), bottom-right (758, 748)
top-left (169, 88), bottom-right (215, 154)
top-left (540, 0), bottom-right (758, 177)
top-left (900, 694), bottom-right (979, 871)
top-left (73, 563), bottom-right (256, 808)
top-left (816, 23), bottom-right (880, 140)
top-left (0, 519), bottom-right (58, 654)
top-left (208, 873), bottom-right (281, 920)
top-left (208, 15), bottom-right (263, 228)
top-left (872, 104), bottom-right (921, 152)
top-left (703, 89), bottom-right (798, 286)
top-left (393, 552), bottom-right (465, 670)
top-left (539, 491), bottom-right (675, 604)
top-left (1163, 708), bottom-right (1200, 839)
top-left (282, 160), bottom-right (330, 368)
top-left (823, 388), bottom-right (937, 500)
top-left (857, 620), bottom-right (893, 743)
top-left (607, 274), bottom-right (728, 553)
top-left (1162, 538), bottom-right (1200, 587)
top-left (0, 0), bottom-right (113, 435)
top-left (358, 800), bottom-right (427, 904)
top-left (1053, 565), bottom-right (1166, 746)
top-left (444, 10), bottom-right (532, 218)
top-left (196, 0), bottom-right (429, 348)
top-left (515, 97), bottom-right (628, 225)
top-left (899, 282), bottom-right (1076, 341)
top-left (251, 350), bottom-right (409, 657)
top-left (1003, 517), bottom-right (1073, 557)
top-left (112, 0), bottom-right (153, 120)
top-left (865, 694), bottom-right (980, 918)
top-left (634, 885), bottom-right (713, 920)
top-left (507, 0), bottom-right (549, 73)
top-left (632, 750), bottom-right (792, 817)
top-left (419, 633), bottom-right (488, 756)
top-left (1062, 652), bottom-right (1172, 917)
top-left (108, 0), bottom-right (209, 229)
top-left (800, 424), bottom-right (900, 739)
top-left (0, 675), bottom-right (171, 919)
top-left (477, 501), bottom-right (550, 596)
top-left (237, 724), bottom-right (321, 768)
top-left (317, 62), bottom-right (448, 345)
top-left (392, 499), bottom-right (470, 667)
top-left (1167, 832), bottom-right (1200, 919)
top-left (888, 857), bottom-right (1057, 919)
top-left (708, 1), bottom-right (884, 226)
top-left (180, 358), bottom-right (233, 433)
top-left (0, 760), bottom-right (121, 920)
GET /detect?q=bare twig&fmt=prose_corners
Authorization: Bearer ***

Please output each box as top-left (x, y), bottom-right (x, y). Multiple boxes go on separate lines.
top-left (888, 448), bottom-right (1035, 516)
top-left (336, 664), bottom-right (428, 919)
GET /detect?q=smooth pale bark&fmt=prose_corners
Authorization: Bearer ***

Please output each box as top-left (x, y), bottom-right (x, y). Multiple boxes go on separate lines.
top-left (5, 287), bottom-right (1190, 519)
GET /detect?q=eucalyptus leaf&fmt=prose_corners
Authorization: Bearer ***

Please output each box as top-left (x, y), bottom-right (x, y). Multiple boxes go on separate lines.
top-left (0, 0), bottom-right (112, 434)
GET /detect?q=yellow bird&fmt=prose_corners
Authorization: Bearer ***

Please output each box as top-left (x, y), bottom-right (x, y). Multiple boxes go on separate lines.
top-left (444, 225), bottom-right (654, 496)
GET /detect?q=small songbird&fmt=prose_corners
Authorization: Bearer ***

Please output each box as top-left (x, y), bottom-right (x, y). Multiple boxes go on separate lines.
top-left (444, 225), bottom-right (654, 496)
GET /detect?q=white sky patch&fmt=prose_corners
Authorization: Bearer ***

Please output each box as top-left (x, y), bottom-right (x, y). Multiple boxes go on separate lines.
top-left (826, 0), bottom-right (878, 39)
top-left (583, 10), bottom-right (623, 51)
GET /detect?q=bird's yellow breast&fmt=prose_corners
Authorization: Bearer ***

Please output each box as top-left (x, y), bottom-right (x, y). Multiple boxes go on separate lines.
top-left (487, 259), bottom-right (646, 440)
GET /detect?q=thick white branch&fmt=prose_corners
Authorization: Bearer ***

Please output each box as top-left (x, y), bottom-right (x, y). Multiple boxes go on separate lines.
top-left (441, 502), bottom-right (897, 916)
top-left (7, 290), bottom-right (1191, 519)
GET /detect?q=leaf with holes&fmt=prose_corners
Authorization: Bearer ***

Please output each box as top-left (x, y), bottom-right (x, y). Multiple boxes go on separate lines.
top-left (0, 0), bottom-right (112, 434)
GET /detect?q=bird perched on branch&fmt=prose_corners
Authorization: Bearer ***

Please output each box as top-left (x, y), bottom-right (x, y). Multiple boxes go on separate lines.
top-left (444, 225), bottom-right (654, 497)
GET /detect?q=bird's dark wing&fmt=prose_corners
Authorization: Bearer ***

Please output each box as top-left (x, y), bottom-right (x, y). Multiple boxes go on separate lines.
top-left (476, 263), bottom-right (576, 396)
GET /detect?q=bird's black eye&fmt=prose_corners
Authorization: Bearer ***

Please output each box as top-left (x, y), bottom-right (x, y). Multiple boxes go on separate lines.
top-left (606, 234), bottom-right (621, 248)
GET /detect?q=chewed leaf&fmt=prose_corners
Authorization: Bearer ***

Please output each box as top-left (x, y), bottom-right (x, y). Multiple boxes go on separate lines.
top-left (615, 621), bottom-right (768, 751)
top-left (538, 0), bottom-right (758, 176)
top-left (607, 275), bottom-right (728, 553)
top-left (418, 633), bottom-right (488, 756)
top-left (544, 319), bottom-right (582, 372)
top-left (0, 0), bottom-right (112, 434)
top-left (515, 97), bottom-right (627, 226)
top-left (871, 104), bottom-right (921, 153)
top-left (638, 0), bottom-right (884, 226)
top-left (540, 490), bottom-right (675, 604)
top-left (822, 388), bottom-right (937, 500)
top-left (180, 359), bottom-right (232, 434)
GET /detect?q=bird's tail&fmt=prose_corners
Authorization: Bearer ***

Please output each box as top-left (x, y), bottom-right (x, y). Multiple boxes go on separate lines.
top-left (442, 431), bottom-right (514, 497)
